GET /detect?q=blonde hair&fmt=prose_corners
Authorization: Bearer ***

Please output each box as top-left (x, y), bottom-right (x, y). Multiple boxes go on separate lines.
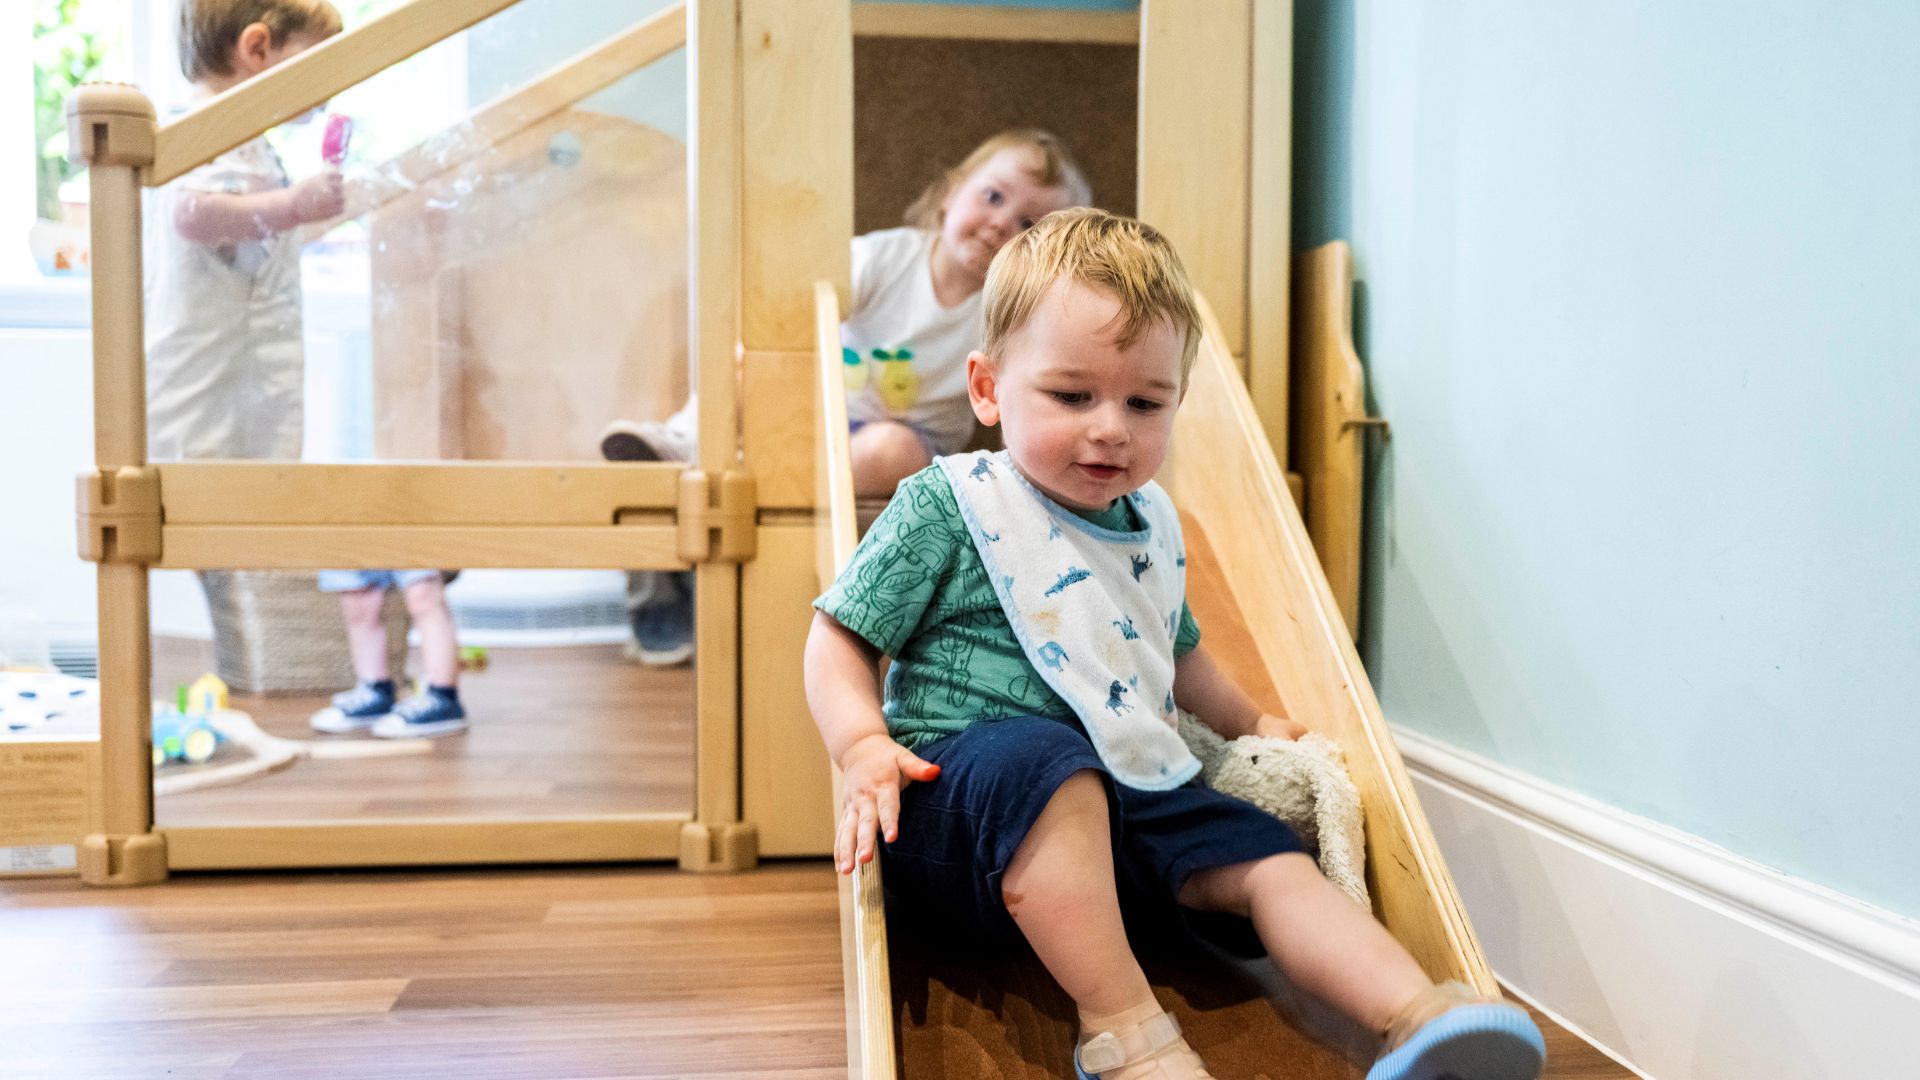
top-left (904, 129), bottom-right (1092, 230)
top-left (178, 0), bottom-right (343, 83)
top-left (982, 208), bottom-right (1202, 381)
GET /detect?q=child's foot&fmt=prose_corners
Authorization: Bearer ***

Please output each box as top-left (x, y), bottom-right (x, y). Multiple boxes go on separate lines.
top-left (1075, 1002), bottom-right (1213, 1080)
top-left (309, 680), bottom-right (395, 734)
top-left (371, 687), bottom-right (468, 738)
top-left (1368, 981), bottom-right (1545, 1080)
top-left (624, 595), bottom-right (694, 667)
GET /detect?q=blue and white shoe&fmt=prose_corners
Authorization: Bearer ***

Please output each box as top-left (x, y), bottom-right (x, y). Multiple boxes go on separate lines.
top-left (310, 681), bottom-right (395, 734)
top-left (1368, 982), bottom-right (1545, 1080)
top-left (371, 690), bottom-right (468, 739)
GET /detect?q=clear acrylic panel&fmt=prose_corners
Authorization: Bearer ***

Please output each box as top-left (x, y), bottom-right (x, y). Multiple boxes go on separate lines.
top-left (144, 0), bottom-right (690, 465)
top-left (147, 565), bottom-right (695, 826)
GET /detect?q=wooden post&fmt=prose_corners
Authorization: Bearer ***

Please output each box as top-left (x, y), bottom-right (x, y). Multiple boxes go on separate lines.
top-left (1138, 0), bottom-right (1251, 360)
top-left (67, 83), bottom-right (167, 886)
top-left (1248, 0), bottom-right (1294, 461)
top-left (680, 0), bottom-right (757, 871)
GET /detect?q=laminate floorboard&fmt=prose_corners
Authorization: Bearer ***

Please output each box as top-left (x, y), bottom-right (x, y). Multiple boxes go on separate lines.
top-left (1, 863), bottom-right (1630, 1079)
top-left (150, 637), bottom-right (694, 826)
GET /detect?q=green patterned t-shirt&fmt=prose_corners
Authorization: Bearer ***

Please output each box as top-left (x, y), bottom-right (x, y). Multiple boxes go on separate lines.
top-left (814, 466), bottom-right (1201, 750)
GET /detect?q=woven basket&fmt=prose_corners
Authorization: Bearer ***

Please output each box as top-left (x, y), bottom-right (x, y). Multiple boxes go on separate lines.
top-left (199, 571), bottom-right (411, 695)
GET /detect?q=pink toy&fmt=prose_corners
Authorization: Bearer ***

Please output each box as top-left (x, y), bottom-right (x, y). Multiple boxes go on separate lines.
top-left (321, 114), bottom-right (353, 165)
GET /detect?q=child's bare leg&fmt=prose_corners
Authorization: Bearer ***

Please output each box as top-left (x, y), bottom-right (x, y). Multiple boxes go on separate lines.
top-left (1179, 852), bottom-right (1428, 1033)
top-left (1005, 771), bottom-right (1209, 1077)
top-left (849, 421), bottom-right (931, 498)
top-left (402, 577), bottom-right (459, 688)
top-left (339, 587), bottom-right (391, 682)
top-left (1003, 770), bottom-right (1151, 1016)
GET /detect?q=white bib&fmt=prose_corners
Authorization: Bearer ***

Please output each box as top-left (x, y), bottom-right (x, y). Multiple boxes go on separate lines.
top-left (939, 450), bottom-right (1201, 790)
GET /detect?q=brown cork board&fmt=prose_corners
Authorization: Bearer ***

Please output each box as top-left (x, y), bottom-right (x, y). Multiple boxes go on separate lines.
top-left (853, 37), bottom-right (1138, 232)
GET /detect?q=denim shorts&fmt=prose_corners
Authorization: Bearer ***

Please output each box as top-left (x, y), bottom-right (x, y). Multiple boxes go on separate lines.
top-left (847, 418), bottom-right (944, 461)
top-left (880, 714), bottom-right (1303, 952)
top-left (316, 569), bottom-right (442, 593)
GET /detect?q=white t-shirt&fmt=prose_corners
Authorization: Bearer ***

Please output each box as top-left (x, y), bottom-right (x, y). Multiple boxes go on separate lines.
top-left (143, 134), bottom-right (304, 460)
top-left (840, 227), bottom-right (981, 455)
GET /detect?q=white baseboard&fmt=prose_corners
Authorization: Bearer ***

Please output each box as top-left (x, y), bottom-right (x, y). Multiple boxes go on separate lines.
top-left (1395, 726), bottom-right (1920, 1080)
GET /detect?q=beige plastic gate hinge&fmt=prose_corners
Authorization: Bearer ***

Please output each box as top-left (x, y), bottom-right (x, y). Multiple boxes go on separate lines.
top-left (677, 469), bottom-right (757, 563)
top-left (66, 83), bottom-right (156, 169)
top-left (77, 466), bottom-right (162, 564)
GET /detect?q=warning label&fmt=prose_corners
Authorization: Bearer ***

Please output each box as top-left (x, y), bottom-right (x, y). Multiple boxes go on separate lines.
top-left (3, 845), bottom-right (77, 873)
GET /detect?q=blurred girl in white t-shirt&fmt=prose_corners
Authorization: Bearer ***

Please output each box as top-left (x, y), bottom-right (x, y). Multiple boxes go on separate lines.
top-left (603, 130), bottom-right (1092, 665)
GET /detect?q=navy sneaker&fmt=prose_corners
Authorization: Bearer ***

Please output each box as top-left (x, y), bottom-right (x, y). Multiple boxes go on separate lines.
top-left (372, 688), bottom-right (468, 739)
top-left (310, 680), bottom-right (395, 733)
top-left (625, 581), bottom-right (694, 667)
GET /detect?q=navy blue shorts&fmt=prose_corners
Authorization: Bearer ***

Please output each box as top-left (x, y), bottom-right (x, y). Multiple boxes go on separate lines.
top-left (880, 715), bottom-right (1304, 952)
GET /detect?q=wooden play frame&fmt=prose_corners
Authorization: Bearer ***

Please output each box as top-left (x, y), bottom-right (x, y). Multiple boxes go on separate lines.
top-left (67, 0), bottom-right (1318, 885)
top-left (68, 0), bottom-right (769, 883)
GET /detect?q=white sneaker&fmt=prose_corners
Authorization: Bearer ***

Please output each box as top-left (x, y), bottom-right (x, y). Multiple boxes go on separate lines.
top-left (599, 398), bottom-right (697, 463)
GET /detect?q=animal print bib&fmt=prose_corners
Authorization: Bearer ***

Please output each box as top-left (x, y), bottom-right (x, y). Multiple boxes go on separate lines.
top-left (938, 450), bottom-right (1200, 790)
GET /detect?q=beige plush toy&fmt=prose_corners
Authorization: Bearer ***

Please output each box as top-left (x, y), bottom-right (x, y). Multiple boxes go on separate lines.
top-left (1178, 712), bottom-right (1370, 908)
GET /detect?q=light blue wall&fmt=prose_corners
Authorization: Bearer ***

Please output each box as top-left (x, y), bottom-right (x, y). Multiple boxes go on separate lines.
top-left (1297, 1), bottom-right (1920, 918)
top-left (883, 0), bottom-right (1135, 8)
top-left (467, 0), bottom-right (686, 140)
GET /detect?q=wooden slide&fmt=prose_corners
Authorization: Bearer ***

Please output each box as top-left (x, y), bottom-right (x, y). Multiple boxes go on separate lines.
top-left (813, 282), bottom-right (1495, 1079)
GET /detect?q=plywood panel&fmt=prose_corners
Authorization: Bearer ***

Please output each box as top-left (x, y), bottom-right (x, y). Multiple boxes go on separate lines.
top-left (742, 0), bottom-right (854, 348)
top-left (743, 351), bottom-right (820, 510)
top-left (742, 525), bottom-right (834, 857)
top-left (1138, 0), bottom-right (1250, 356)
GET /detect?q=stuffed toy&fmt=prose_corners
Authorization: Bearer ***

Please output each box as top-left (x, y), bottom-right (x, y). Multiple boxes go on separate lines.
top-left (1178, 712), bottom-right (1370, 908)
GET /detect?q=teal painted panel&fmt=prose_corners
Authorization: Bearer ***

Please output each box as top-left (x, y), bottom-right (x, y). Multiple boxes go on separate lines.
top-left (1296, 2), bottom-right (1920, 918)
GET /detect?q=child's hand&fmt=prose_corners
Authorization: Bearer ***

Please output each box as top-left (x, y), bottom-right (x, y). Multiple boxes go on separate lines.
top-left (835, 732), bottom-right (940, 874)
top-left (1253, 712), bottom-right (1308, 741)
top-left (286, 171), bottom-right (345, 225)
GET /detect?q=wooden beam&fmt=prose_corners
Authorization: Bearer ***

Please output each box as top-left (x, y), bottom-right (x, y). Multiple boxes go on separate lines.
top-left (815, 279), bottom-right (895, 1079)
top-left (852, 2), bottom-right (1137, 44)
top-left (163, 817), bottom-right (687, 869)
top-left (151, 0), bottom-right (525, 186)
top-left (1291, 242), bottom-right (1370, 639)
top-left (1138, 0), bottom-right (1251, 357)
top-left (685, 0), bottom-right (751, 865)
top-left (741, 0), bottom-right (853, 350)
top-left (1247, 0), bottom-right (1294, 458)
top-left (157, 524), bottom-right (688, 571)
top-left (158, 462), bottom-right (681, 526)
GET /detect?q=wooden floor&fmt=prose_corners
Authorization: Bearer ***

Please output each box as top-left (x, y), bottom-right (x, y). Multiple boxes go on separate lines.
top-left (0, 863), bottom-right (1630, 1080)
top-left (151, 637), bottom-right (695, 825)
